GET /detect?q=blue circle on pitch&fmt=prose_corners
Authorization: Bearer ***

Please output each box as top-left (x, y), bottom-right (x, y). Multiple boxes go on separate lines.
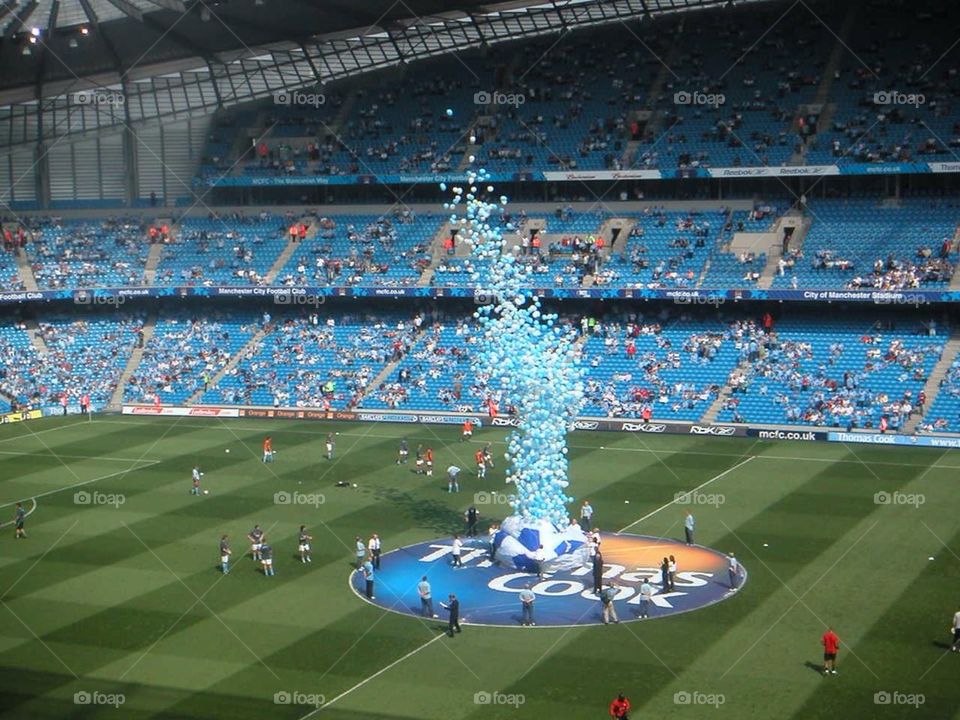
top-left (349, 533), bottom-right (746, 627)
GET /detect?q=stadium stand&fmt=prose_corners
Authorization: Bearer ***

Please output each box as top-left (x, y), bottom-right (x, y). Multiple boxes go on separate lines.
top-left (154, 212), bottom-right (289, 286)
top-left (200, 311), bottom-right (425, 409)
top-left (0, 313), bottom-right (143, 410)
top-left (715, 315), bottom-right (944, 429)
top-left (770, 200), bottom-right (958, 290)
top-left (125, 314), bottom-right (258, 405)
top-left (24, 217), bottom-right (149, 289)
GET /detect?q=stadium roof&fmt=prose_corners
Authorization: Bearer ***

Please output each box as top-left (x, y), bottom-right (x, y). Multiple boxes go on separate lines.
top-left (0, 0), bottom-right (773, 146)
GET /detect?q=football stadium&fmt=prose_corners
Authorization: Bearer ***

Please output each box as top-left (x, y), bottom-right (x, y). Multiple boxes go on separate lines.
top-left (1, 0), bottom-right (960, 718)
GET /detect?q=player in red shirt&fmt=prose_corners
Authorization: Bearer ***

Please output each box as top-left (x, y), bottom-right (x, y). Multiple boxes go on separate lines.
top-left (609, 692), bottom-right (630, 719)
top-left (822, 627), bottom-right (840, 675)
top-left (461, 420), bottom-right (473, 442)
top-left (475, 449), bottom-right (486, 479)
top-left (424, 447), bottom-right (433, 476)
top-left (262, 436), bottom-right (274, 463)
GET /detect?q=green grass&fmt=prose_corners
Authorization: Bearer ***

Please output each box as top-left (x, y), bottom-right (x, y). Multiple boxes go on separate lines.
top-left (0, 415), bottom-right (958, 719)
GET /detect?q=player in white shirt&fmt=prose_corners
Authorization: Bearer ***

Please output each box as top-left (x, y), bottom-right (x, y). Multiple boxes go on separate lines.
top-left (451, 534), bottom-right (463, 567)
top-left (368, 533), bottom-right (382, 569)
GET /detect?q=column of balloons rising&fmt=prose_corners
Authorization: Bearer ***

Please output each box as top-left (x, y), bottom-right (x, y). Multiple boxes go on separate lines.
top-left (442, 161), bottom-right (590, 572)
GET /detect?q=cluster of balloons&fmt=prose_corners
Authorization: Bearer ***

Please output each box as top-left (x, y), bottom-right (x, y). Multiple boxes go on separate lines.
top-left (443, 165), bottom-right (585, 527)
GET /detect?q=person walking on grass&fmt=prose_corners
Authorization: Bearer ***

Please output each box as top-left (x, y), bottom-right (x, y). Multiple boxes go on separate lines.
top-left (368, 533), bottom-right (382, 569)
top-left (822, 627), bottom-right (840, 675)
top-left (580, 500), bottom-right (593, 532)
top-left (447, 465), bottom-right (461, 493)
top-left (609, 692), bottom-right (631, 720)
top-left (684, 510), bottom-right (695, 544)
top-left (298, 525), bottom-right (312, 564)
top-left (219, 534), bottom-right (231, 574)
top-left (465, 506), bottom-right (479, 537)
top-left (354, 536), bottom-right (366, 568)
top-left (442, 594), bottom-right (461, 636)
top-left (728, 552), bottom-right (742, 589)
top-left (14, 502), bottom-right (26, 539)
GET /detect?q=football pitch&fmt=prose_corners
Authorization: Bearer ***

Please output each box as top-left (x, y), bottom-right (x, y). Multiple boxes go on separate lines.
top-left (0, 415), bottom-right (958, 720)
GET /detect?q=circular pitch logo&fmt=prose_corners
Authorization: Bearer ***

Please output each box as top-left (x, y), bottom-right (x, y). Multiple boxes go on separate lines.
top-left (350, 532), bottom-right (745, 626)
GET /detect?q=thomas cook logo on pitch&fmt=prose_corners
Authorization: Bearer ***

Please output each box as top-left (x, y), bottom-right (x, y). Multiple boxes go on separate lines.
top-left (350, 533), bottom-right (745, 627)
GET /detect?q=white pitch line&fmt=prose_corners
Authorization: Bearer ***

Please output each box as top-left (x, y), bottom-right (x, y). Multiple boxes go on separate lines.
top-left (0, 419), bottom-right (88, 445)
top-left (0, 497), bottom-right (36, 528)
top-left (617, 456), bottom-right (756, 534)
top-left (0, 461), bottom-right (161, 509)
top-left (299, 633), bottom-right (445, 718)
top-left (0, 450), bottom-right (163, 463)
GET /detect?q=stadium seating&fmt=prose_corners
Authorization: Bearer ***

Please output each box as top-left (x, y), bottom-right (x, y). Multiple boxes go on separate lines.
top-left (154, 213), bottom-right (288, 286)
top-left (274, 212), bottom-right (439, 287)
top-left (918, 350), bottom-right (960, 433)
top-left (26, 218), bottom-right (149, 289)
top-left (715, 316), bottom-right (943, 429)
top-left (201, 312), bottom-right (423, 408)
top-left (770, 200), bottom-right (958, 290)
top-left (125, 315), bottom-right (258, 404)
top-left (0, 313), bottom-right (142, 410)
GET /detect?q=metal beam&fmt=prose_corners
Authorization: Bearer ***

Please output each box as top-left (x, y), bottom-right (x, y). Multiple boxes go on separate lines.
top-left (77, 0), bottom-right (98, 24)
top-left (0, 0), bottom-right (20, 25)
top-left (103, 0), bottom-right (143, 22)
top-left (46, 0), bottom-right (58, 32)
top-left (4, 0), bottom-right (38, 37)
top-left (145, 0), bottom-right (186, 11)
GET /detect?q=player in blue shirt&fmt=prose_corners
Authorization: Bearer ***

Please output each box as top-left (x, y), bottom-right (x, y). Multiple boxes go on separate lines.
top-left (247, 525), bottom-right (264, 561)
top-left (219, 535), bottom-right (231, 574)
top-left (298, 525), bottom-right (313, 564)
top-left (260, 542), bottom-right (275, 576)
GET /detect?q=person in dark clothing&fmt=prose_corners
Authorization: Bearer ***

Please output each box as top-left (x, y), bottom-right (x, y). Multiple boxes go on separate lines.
top-left (442, 593), bottom-right (461, 636)
top-left (592, 551), bottom-right (604, 595)
top-left (465, 506), bottom-right (479, 537)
